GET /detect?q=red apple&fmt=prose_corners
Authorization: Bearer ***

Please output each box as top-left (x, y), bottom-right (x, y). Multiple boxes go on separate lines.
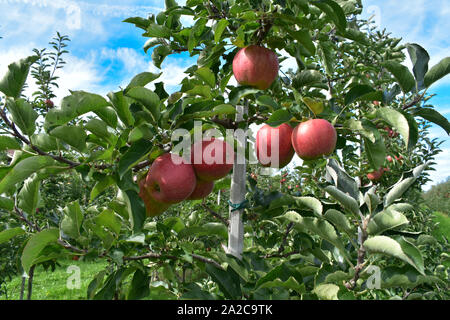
top-left (45, 99), bottom-right (54, 108)
top-left (373, 101), bottom-right (380, 106)
top-left (138, 176), bottom-right (172, 217)
top-left (187, 179), bottom-right (214, 200)
top-left (291, 119), bottom-right (337, 160)
top-left (386, 155), bottom-right (393, 163)
top-left (232, 45), bottom-right (279, 90)
top-left (367, 168), bottom-right (384, 181)
top-left (145, 153), bottom-right (196, 204)
top-left (191, 138), bottom-right (234, 182)
top-left (256, 123), bottom-right (295, 168)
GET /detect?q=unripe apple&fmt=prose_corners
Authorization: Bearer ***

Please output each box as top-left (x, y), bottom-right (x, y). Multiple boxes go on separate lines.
top-left (367, 168), bottom-right (384, 181)
top-left (187, 179), bottom-right (214, 200)
top-left (191, 138), bottom-right (234, 181)
top-left (145, 153), bottom-right (197, 204)
top-left (256, 123), bottom-right (295, 168)
top-left (291, 119), bottom-right (337, 160)
top-left (232, 45), bottom-right (279, 90)
top-left (138, 176), bottom-right (171, 217)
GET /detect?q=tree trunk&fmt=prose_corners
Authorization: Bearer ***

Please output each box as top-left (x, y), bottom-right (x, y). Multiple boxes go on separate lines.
top-left (27, 265), bottom-right (35, 300)
top-left (227, 104), bottom-right (248, 259)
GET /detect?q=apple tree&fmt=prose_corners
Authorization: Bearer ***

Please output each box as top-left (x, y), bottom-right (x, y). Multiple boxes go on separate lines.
top-left (1, 0), bottom-right (450, 300)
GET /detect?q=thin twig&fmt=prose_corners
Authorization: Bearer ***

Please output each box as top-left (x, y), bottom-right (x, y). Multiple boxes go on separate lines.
top-left (202, 200), bottom-right (229, 226)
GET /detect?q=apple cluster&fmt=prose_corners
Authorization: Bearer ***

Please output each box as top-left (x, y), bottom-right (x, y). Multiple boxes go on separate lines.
top-left (256, 119), bottom-right (337, 168)
top-left (138, 139), bottom-right (234, 217)
top-left (233, 45), bottom-right (338, 168)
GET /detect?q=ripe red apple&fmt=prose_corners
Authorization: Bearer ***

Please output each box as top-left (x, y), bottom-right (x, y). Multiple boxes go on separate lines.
top-left (191, 138), bottom-right (234, 182)
top-left (256, 123), bottom-right (294, 168)
top-left (367, 168), bottom-right (384, 182)
top-left (291, 119), bottom-right (337, 160)
top-left (386, 155), bottom-right (393, 163)
top-left (187, 179), bottom-right (214, 200)
top-left (373, 101), bottom-right (380, 106)
top-left (144, 153), bottom-right (196, 204)
top-left (138, 176), bottom-right (171, 217)
top-left (232, 45), bottom-right (279, 90)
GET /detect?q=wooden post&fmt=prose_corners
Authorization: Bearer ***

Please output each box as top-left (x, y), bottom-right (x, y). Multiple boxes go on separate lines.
top-left (226, 104), bottom-right (248, 259)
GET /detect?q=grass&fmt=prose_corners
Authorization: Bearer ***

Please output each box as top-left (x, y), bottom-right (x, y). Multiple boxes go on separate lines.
top-left (1, 259), bottom-right (107, 300)
top-left (432, 211), bottom-right (450, 242)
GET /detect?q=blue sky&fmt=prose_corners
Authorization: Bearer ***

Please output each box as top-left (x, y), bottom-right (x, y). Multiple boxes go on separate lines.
top-left (0, 0), bottom-right (448, 188)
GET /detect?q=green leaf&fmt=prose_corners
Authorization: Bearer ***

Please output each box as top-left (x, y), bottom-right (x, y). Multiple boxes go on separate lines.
top-left (201, 222), bottom-right (228, 240)
top-left (312, 0), bottom-right (347, 31)
top-left (123, 189), bottom-right (146, 233)
top-left (151, 45), bottom-right (172, 69)
top-left (397, 237), bottom-right (424, 275)
top-left (256, 95), bottom-right (280, 110)
top-left (283, 211), bottom-right (350, 262)
top-left (228, 87), bottom-right (259, 105)
top-left (294, 196), bottom-right (323, 216)
top-left (49, 125), bottom-right (87, 153)
top-left (0, 227), bottom-right (25, 245)
top-left (367, 207), bottom-right (409, 235)
top-left (61, 201), bottom-right (84, 240)
top-left (17, 175), bottom-right (40, 215)
top-left (325, 158), bottom-right (358, 200)
top-left (95, 106), bottom-right (118, 129)
top-left (0, 135), bottom-right (21, 151)
top-left (406, 43), bottom-right (430, 90)
top-left (0, 156), bottom-right (57, 194)
top-left (400, 110), bottom-right (419, 150)
top-left (0, 196), bottom-right (14, 211)
top-left (0, 55), bottom-right (38, 98)
top-left (125, 87), bottom-right (161, 122)
top-left (259, 277), bottom-right (305, 295)
top-left (379, 266), bottom-right (443, 289)
top-left (376, 107), bottom-right (410, 148)
top-left (323, 185), bottom-right (360, 217)
top-left (384, 163), bottom-right (427, 207)
top-left (363, 236), bottom-right (425, 275)
top-left (85, 119), bottom-right (114, 144)
top-left (411, 107), bottom-right (450, 135)
top-left (128, 124), bottom-right (154, 144)
top-left (205, 263), bottom-right (242, 299)
top-left (214, 19), bottom-right (229, 43)
top-left (267, 109), bottom-right (292, 127)
top-left (424, 56), bottom-right (450, 88)
top-left (107, 91), bottom-right (135, 127)
top-left (318, 41), bottom-right (335, 76)
top-left (118, 139), bottom-right (153, 179)
top-left (383, 61), bottom-right (416, 93)
top-left (313, 283), bottom-right (339, 300)
top-left (21, 228), bottom-right (59, 274)
top-left (45, 91), bottom-right (110, 129)
top-left (91, 175), bottom-right (116, 201)
top-left (286, 29), bottom-right (316, 56)
top-left (324, 209), bottom-right (353, 235)
top-left (96, 209), bottom-right (121, 236)
top-left (30, 133), bottom-right (59, 152)
top-left (125, 72), bottom-right (162, 93)
top-left (144, 23), bottom-right (171, 38)
top-left (344, 85), bottom-right (378, 105)
top-left (293, 70), bottom-right (323, 88)
top-left (364, 137), bottom-right (386, 170)
top-left (6, 98), bottom-right (38, 136)
top-left (195, 67), bottom-right (216, 87)
top-left (127, 269), bottom-right (150, 300)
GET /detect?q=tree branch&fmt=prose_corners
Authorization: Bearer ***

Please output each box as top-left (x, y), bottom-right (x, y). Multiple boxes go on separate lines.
top-left (202, 201), bottom-right (229, 226)
top-left (123, 251), bottom-right (224, 270)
